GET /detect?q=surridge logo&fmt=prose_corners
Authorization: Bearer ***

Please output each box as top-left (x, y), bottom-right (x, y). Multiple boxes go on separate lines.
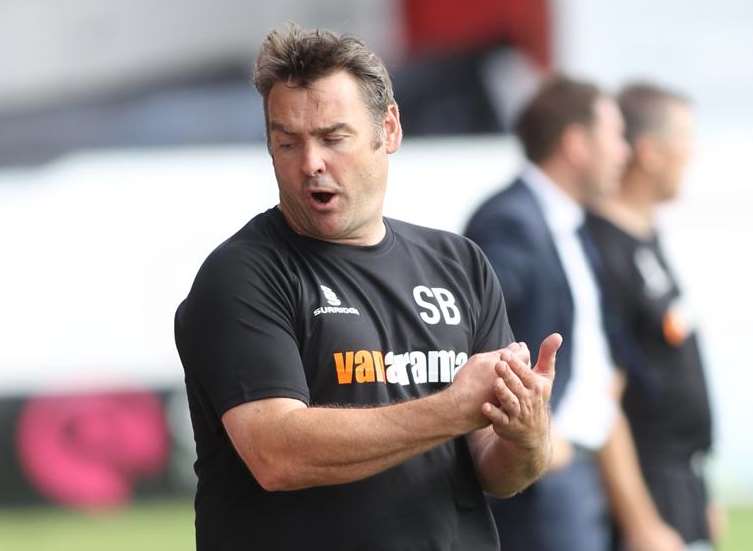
top-left (320, 285), bottom-right (341, 306)
top-left (314, 284), bottom-right (360, 317)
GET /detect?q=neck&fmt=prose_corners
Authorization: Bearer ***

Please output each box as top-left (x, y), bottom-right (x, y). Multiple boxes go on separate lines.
top-left (340, 220), bottom-right (387, 247)
top-left (536, 159), bottom-right (586, 205)
top-left (278, 205), bottom-right (387, 247)
top-left (596, 169), bottom-right (656, 238)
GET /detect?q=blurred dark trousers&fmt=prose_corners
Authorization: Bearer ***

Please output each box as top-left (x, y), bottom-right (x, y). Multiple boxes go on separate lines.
top-left (489, 451), bottom-right (610, 551)
top-left (628, 456), bottom-right (711, 549)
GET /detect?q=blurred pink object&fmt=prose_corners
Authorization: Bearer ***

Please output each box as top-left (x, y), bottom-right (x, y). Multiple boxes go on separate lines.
top-left (16, 391), bottom-right (169, 508)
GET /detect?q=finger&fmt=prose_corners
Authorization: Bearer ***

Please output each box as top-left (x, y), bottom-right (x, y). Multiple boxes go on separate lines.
top-left (517, 342), bottom-right (531, 365)
top-left (492, 375), bottom-right (521, 417)
top-left (495, 361), bottom-right (528, 398)
top-left (482, 401), bottom-right (510, 427)
top-left (501, 341), bottom-right (528, 363)
top-left (509, 341), bottom-right (530, 360)
top-left (533, 333), bottom-right (562, 381)
top-left (500, 349), bottom-right (537, 389)
top-left (503, 343), bottom-right (522, 361)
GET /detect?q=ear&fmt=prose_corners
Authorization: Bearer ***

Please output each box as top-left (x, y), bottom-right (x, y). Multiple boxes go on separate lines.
top-left (633, 135), bottom-right (663, 175)
top-left (560, 123), bottom-right (590, 166)
top-left (383, 103), bottom-right (403, 154)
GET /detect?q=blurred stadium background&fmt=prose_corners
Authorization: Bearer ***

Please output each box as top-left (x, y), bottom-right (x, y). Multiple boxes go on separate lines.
top-left (1, 0), bottom-right (752, 549)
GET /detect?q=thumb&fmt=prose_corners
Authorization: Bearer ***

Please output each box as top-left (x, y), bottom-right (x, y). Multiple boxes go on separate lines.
top-left (533, 333), bottom-right (562, 380)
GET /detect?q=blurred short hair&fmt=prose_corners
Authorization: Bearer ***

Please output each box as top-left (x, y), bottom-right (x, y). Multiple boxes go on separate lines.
top-left (253, 24), bottom-right (395, 130)
top-left (618, 82), bottom-right (690, 146)
top-left (515, 75), bottom-right (603, 163)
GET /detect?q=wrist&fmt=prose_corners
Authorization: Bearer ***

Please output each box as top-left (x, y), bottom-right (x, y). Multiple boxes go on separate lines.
top-left (494, 430), bottom-right (552, 480)
top-left (441, 385), bottom-right (481, 435)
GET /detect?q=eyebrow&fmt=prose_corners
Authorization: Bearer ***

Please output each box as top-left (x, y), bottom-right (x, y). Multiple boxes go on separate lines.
top-left (268, 121), bottom-right (355, 136)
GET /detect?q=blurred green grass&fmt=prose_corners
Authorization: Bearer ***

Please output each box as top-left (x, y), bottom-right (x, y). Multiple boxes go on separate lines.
top-left (721, 507), bottom-right (753, 551)
top-left (0, 501), bottom-right (750, 550)
top-left (0, 500), bottom-right (194, 551)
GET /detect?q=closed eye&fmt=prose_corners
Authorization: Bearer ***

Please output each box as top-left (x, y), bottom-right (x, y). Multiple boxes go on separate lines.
top-left (323, 135), bottom-right (346, 145)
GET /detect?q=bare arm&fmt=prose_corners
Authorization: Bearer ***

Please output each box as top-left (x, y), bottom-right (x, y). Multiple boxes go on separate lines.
top-left (223, 349), bottom-right (506, 492)
top-left (598, 389), bottom-right (684, 551)
top-left (466, 424), bottom-right (551, 498)
top-left (466, 334), bottom-right (561, 497)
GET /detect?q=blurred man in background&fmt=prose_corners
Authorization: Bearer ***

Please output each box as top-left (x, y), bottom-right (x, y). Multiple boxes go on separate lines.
top-left (175, 24), bottom-right (561, 551)
top-left (465, 76), bottom-right (684, 551)
top-left (586, 83), bottom-right (716, 550)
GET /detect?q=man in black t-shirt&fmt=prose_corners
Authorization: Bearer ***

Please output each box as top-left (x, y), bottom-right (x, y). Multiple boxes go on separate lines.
top-left (174, 24), bottom-right (561, 551)
top-left (587, 82), bottom-right (716, 549)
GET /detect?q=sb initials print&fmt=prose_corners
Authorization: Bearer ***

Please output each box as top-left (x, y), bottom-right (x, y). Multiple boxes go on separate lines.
top-left (412, 286), bottom-right (461, 325)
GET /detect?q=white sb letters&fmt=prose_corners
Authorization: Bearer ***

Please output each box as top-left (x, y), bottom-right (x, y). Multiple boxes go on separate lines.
top-left (412, 286), bottom-right (461, 325)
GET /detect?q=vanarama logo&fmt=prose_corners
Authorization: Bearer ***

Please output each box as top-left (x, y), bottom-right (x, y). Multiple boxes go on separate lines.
top-left (314, 285), bottom-right (360, 317)
top-left (333, 349), bottom-right (469, 385)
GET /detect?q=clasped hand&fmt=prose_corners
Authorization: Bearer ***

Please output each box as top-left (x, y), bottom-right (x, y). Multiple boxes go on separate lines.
top-left (451, 334), bottom-right (562, 449)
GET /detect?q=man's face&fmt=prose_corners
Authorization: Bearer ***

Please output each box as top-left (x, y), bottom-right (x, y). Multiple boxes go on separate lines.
top-left (266, 70), bottom-right (401, 245)
top-left (581, 97), bottom-right (630, 200)
top-left (650, 102), bottom-right (695, 201)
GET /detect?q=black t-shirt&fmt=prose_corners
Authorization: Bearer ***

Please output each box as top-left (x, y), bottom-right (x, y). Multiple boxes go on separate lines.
top-left (586, 213), bottom-right (712, 463)
top-left (175, 207), bottom-right (514, 551)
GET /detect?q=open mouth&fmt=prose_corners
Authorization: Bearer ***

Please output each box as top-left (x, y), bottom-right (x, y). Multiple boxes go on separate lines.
top-left (311, 192), bottom-right (335, 205)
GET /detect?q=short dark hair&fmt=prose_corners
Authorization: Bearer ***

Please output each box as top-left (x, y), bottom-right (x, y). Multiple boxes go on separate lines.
top-left (253, 24), bottom-right (395, 129)
top-left (618, 82), bottom-right (690, 146)
top-left (515, 75), bottom-right (603, 163)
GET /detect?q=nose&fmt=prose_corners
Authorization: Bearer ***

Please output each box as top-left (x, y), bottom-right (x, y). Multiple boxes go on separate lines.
top-left (301, 142), bottom-right (326, 177)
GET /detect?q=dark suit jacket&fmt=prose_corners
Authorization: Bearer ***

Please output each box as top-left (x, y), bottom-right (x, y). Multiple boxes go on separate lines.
top-left (465, 178), bottom-right (575, 410)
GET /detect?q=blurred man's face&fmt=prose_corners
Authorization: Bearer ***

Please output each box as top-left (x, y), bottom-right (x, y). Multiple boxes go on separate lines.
top-left (651, 102), bottom-right (695, 201)
top-left (582, 97), bottom-right (630, 200)
top-left (266, 70), bottom-right (401, 246)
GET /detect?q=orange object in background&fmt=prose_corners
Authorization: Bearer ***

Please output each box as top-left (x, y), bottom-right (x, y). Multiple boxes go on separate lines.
top-left (663, 307), bottom-right (689, 347)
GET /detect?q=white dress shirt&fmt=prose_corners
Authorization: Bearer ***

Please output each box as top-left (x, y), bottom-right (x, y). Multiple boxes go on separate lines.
top-left (523, 164), bottom-right (617, 450)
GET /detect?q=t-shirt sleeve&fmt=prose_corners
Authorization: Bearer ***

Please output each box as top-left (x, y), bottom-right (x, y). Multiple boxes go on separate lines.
top-left (175, 242), bottom-right (309, 420)
top-left (468, 243), bottom-right (516, 354)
